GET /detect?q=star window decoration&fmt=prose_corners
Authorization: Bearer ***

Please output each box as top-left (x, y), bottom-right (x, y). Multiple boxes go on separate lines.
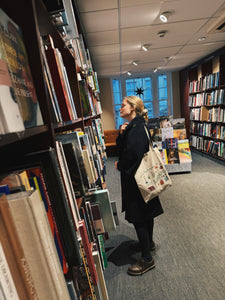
top-left (135, 87), bottom-right (144, 96)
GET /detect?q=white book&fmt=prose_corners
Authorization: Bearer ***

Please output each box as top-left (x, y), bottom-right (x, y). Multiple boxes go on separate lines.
top-left (7, 190), bottom-right (70, 300)
top-left (0, 59), bottom-right (25, 133)
top-left (0, 242), bottom-right (19, 300)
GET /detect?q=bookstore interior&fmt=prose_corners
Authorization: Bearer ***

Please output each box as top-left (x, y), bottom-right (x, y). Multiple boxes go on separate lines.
top-left (0, 0), bottom-right (225, 299)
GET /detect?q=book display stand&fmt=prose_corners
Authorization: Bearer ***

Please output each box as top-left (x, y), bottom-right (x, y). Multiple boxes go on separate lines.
top-left (148, 116), bottom-right (192, 174)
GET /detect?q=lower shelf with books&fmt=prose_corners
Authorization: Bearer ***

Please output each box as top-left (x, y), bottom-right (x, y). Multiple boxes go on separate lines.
top-left (190, 134), bottom-right (225, 159)
top-left (0, 146), bottom-right (117, 300)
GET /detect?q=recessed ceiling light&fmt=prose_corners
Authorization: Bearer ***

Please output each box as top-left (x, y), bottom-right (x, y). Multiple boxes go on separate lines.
top-left (160, 11), bottom-right (171, 23)
top-left (198, 36), bottom-right (206, 41)
top-left (127, 71), bottom-right (132, 76)
top-left (132, 61), bottom-right (138, 66)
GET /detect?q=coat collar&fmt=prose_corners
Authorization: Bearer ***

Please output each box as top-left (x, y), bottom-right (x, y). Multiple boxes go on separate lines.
top-left (126, 116), bottom-right (145, 130)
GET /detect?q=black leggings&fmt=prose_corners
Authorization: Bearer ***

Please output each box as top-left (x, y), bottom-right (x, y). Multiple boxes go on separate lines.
top-left (133, 218), bottom-right (154, 261)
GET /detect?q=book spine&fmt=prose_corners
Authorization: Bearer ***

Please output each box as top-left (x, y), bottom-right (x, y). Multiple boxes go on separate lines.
top-left (0, 195), bottom-right (38, 300)
top-left (0, 241), bottom-right (20, 300)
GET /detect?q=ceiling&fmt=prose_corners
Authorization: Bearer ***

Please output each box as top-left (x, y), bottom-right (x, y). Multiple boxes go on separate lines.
top-left (75, 0), bottom-right (225, 78)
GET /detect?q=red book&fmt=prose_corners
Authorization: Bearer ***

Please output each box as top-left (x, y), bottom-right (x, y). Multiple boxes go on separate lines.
top-left (44, 37), bottom-right (73, 122)
top-left (78, 220), bottom-right (98, 286)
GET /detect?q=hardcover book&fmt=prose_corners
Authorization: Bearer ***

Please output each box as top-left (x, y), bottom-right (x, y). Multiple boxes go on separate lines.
top-left (25, 149), bottom-right (82, 268)
top-left (43, 35), bottom-right (74, 122)
top-left (0, 57), bottom-right (25, 133)
top-left (0, 194), bottom-right (38, 300)
top-left (0, 241), bottom-right (20, 300)
top-left (78, 220), bottom-right (98, 286)
top-left (26, 167), bottom-right (69, 274)
top-left (88, 189), bottom-right (116, 233)
top-left (7, 190), bottom-right (71, 300)
top-left (178, 140), bottom-right (192, 163)
top-left (0, 8), bottom-right (43, 128)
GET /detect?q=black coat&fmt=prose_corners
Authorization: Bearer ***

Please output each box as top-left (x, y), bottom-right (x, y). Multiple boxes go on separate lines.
top-left (116, 116), bottom-right (164, 223)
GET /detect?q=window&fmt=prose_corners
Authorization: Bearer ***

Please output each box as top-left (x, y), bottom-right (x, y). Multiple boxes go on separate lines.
top-left (112, 74), bottom-right (171, 129)
top-left (112, 79), bottom-right (124, 128)
top-left (158, 74), bottom-right (168, 116)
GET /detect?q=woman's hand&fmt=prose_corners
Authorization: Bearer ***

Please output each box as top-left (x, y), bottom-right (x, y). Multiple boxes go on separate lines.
top-left (115, 161), bottom-right (118, 170)
top-left (120, 122), bottom-right (129, 134)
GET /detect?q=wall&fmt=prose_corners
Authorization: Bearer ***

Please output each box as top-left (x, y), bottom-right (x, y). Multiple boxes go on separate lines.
top-left (99, 72), bottom-right (181, 130)
top-left (98, 78), bottom-right (115, 130)
top-left (171, 71), bottom-right (181, 119)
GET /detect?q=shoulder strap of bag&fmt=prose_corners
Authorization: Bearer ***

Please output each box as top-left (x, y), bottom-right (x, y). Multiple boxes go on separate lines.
top-left (143, 125), bottom-right (153, 149)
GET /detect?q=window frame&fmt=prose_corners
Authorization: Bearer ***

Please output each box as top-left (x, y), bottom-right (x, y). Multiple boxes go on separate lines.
top-left (111, 72), bottom-right (172, 129)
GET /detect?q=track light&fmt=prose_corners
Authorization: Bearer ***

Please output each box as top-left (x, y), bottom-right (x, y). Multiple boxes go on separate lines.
top-left (160, 11), bottom-right (171, 23)
top-left (127, 71), bottom-right (132, 76)
top-left (132, 61), bottom-right (138, 66)
top-left (141, 44), bottom-right (150, 51)
top-left (153, 68), bottom-right (158, 73)
top-left (158, 30), bottom-right (167, 38)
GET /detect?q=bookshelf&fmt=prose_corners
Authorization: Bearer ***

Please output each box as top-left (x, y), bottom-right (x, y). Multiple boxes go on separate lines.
top-left (0, 1), bottom-right (113, 299)
top-left (188, 60), bottom-right (225, 161)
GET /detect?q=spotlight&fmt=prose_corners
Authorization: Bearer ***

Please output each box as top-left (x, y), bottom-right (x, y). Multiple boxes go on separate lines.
top-left (160, 11), bottom-right (171, 23)
top-left (141, 44), bottom-right (150, 51)
top-left (153, 68), bottom-right (158, 73)
top-left (158, 30), bottom-right (167, 38)
top-left (198, 36), bottom-right (206, 41)
top-left (127, 71), bottom-right (132, 76)
top-left (132, 61), bottom-right (138, 66)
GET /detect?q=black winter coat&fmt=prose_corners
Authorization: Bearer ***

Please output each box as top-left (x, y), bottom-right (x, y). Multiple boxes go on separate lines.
top-left (116, 116), bottom-right (164, 223)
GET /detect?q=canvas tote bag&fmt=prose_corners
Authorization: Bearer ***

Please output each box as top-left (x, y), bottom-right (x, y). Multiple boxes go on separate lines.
top-left (135, 126), bottom-right (172, 203)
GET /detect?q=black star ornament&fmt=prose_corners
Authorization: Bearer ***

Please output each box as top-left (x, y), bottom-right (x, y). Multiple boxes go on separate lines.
top-left (135, 87), bottom-right (144, 96)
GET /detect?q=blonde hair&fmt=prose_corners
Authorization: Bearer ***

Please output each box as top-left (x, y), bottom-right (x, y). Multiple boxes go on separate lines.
top-left (125, 95), bottom-right (148, 121)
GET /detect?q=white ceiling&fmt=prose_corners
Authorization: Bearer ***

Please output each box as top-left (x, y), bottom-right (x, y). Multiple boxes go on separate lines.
top-left (75, 0), bottom-right (225, 77)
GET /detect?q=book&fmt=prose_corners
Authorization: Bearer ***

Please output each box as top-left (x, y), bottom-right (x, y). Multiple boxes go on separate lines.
top-left (0, 194), bottom-right (38, 300)
top-left (92, 250), bottom-right (109, 300)
top-left (62, 142), bottom-right (86, 197)
top-left (0, 240), bottom-right (20, 300)
top-left (55, 141), bottom-right (80, 230)
top-left (90, 203), bottom-right (105, 234)
top-left (56, 131), bottom-right (90, 191)
top-left (26, 167), bottom-right (69, 274)
top-left (0, 184), bottom-right (10, 194)
top-left (88, 189), bottom-right (116, 233)
top-left (25, 149), bottom-right (82, 268)
top-left (178, 140), bottom-right (192, 163)
top-left (43, 35), bottom-right (74, 122)
top-left (0, 57), bottom-right (25, 133)
top-left (66, 280), bottom-right (79, 300)
top-left (79, 79), bottom-right (92, 117)
top-left (78, 220), bottom-right (98, 286)
top-left (98, 235), bottom-right (108, 269)
top-left (72, 242), bottom-right (96, 300)
top-left (110, 200), bottom-right (119, 226)
top-left (173, 128), bottom-right (187, 140)
top-left (7, 190), bottom-right (71, 300)
top-left (0, 8), bottom-right (43, 128)
top-left (40, 37), bottom-right (62, 123)
top-left (171, 118), bottom-right (185, 129)
top-left (161, 127), bottom-right (174, 141)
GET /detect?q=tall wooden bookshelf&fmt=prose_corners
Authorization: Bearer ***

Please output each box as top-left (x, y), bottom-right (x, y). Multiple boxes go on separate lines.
top-left (0, 1), bottom-right (112, 299)
top-left (180, 47), bottom-right (225, 162)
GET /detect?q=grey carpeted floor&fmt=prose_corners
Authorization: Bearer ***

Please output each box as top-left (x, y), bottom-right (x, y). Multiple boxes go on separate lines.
top-left (103, 151), bottom-right (225, 300)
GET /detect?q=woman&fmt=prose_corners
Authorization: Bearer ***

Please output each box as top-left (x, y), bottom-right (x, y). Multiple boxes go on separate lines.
top-left (115, 96), bottom-right (164, 276)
